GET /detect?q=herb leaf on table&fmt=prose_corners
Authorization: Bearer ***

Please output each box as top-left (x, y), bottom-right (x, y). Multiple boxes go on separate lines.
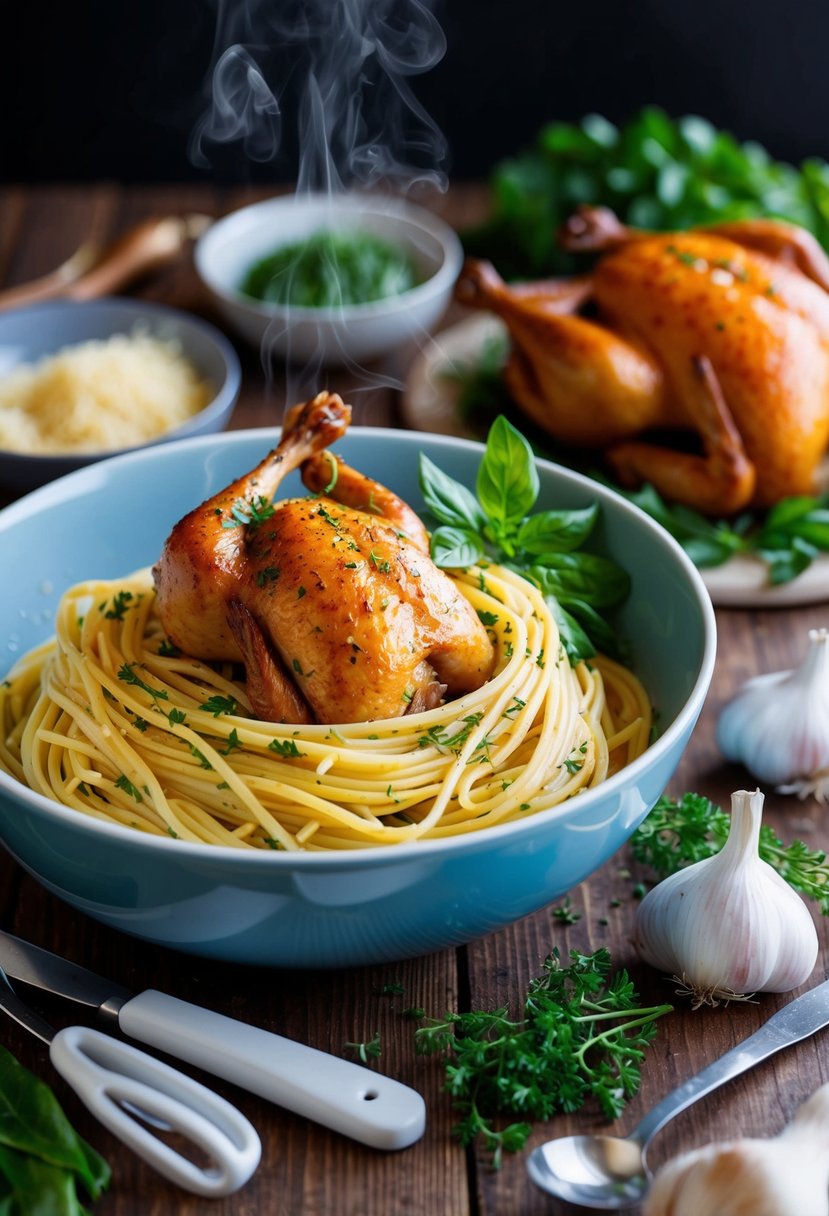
top-left (414, 947), bottom-right (671, 1169)
top-left (0, 1045), bottom-right (111, 1215)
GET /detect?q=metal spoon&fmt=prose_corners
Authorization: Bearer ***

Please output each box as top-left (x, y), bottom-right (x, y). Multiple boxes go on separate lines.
top-left (527, 974), bottom-right (829, 1209)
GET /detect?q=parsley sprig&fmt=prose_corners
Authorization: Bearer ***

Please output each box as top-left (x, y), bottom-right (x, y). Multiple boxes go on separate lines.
top-left (418, 416), bottom-right (630, 662)
top-left (632, 791), bottom-right (829, 913)
top-left (414, 947), bottom-right (671, 1169)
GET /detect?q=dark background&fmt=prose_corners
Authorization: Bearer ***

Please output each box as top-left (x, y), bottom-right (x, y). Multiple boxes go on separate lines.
top-left (3, 0), bottom-right (829, 185)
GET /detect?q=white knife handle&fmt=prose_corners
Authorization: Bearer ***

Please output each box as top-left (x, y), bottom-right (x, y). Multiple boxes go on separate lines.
top-left (118, 990), bottom-right (426, 1150)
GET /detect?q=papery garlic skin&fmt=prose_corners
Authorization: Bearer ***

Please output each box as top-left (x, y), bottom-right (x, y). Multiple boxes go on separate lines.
top-left (644, 1083), bottom-right (829, 1216)
top-left (717, 628), bottom-right (829, 798)
top-left (633, 789), bottom-right (818, 1002)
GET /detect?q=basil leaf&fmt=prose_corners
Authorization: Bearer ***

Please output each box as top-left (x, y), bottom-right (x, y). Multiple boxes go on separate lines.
top-left (0, 1144), bottom-right (87, 1216)
top-left (560, 598), bottom-right (628, 662)
top-left (531, 553), bottom-right (630, 608)
top-left (419, 454), bottom-right (486, 531)
top-left (544, 597), bottom-right (596, 663)
top-left (476, 416), bottom-right (539, 529)
top-left (0, 1046), bottom-right (110, 1205)
top-left (516, 505), bottom-right (599, 555)
top-left (758, 537), bottom-right (818, 585)
top-left (430, 526), bottom-right (485, 569)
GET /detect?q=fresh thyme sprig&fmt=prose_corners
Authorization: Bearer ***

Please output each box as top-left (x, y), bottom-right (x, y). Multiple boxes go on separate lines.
top-left (414, 947), bottom-right (671, 1169)
top-left (631, 791), bottom-right (829, 914)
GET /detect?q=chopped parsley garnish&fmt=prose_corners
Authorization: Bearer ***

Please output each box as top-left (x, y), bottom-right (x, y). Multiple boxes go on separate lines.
top-left (103, 590), bottom-right (134, 620)
top-left (219, 729), bottom-right (242, 755)
top-left (117, 664), bottom-right (169, 703)
top-left (114, 774), bottom-right (143, 802)
top-left (199, 694), bottom-right (239, 718)
top-left (268, 738), bottom-right (304, 758)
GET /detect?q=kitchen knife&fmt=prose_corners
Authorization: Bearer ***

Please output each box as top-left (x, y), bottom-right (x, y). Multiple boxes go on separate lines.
top-left (0, 930), bottom-right (425, 1151)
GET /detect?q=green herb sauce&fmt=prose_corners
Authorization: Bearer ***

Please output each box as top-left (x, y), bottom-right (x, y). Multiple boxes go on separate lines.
top-left (240, 230), bottom-right (419, 308)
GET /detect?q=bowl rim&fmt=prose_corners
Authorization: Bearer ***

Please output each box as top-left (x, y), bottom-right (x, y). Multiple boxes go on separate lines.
top-left (0, 297), bottom-right (242, 465)
top-left (0, 425), bottom-right (717, 868)
top-left (194, 190), bottom-right (465, 322)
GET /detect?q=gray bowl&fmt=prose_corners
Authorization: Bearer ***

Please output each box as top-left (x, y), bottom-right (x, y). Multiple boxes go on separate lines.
top-left (0, 297), bottom-right (242, 493)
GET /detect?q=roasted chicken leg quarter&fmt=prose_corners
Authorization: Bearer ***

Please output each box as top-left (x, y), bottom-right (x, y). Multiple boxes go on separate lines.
top-left (153, 392), bottom-right (495, 724)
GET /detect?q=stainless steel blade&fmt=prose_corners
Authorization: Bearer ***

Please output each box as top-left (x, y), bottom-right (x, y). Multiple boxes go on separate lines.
top-left (0, 965), bottom-right (55, 1046)
top-left (0, 931), bottom-right (131, 1024)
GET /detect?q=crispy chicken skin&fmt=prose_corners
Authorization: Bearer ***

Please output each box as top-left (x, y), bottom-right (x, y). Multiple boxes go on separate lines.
top-left (152, 392), bottom-right (495, 724)
top-left (457, 207), bottom-right (829, 515)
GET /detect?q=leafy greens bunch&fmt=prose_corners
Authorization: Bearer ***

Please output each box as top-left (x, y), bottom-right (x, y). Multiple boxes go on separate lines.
top-left (418, 415), bottom-right (630, 663)
top-left (463, 105), bottom-right (829, 280)
top-left (0, 1045), bottom-right (110, 1215)
top-left (632, 791), bottom-right (829, 914)
top-left (414, 947), bottom-right (671, 1169)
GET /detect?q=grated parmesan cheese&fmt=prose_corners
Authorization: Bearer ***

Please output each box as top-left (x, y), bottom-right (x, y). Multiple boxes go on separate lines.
top-left (0, 331), bottom-right (214, 454)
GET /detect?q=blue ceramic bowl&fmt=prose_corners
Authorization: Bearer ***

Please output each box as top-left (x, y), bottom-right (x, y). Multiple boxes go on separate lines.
top-left (0, 298), bottom-right (242, 493)
top-left (0, 429), bottom-right (716, 967)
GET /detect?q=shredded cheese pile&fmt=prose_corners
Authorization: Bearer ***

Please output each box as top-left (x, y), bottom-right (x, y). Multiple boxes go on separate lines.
top-left (0, 332), bottom-right (213, 454)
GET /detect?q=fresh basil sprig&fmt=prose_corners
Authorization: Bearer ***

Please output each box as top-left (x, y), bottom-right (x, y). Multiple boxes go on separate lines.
top-left (419, 416), bottom-right (630, 663)
top-left (0, 1045), bottom-right (111, 1214)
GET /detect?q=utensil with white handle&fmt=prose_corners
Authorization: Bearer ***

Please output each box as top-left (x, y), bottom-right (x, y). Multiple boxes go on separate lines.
top-left (0, 931), bottom-right (426, 1150)
top-left (0, 968), bottom-right (260, 1197)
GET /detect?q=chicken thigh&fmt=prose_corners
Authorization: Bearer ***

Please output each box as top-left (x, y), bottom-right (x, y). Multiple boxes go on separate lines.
top-left (457, 207), bottom-right (829, 515)
top-left (153, 392), bottom-right (495, 724)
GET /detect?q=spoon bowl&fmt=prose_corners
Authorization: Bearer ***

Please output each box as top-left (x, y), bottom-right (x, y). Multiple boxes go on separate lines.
top-left (527, 1133), bottom-right (648, 1209)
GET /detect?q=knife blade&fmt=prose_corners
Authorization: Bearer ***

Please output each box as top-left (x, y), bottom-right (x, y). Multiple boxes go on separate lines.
top-left (0, 930), bottom-right (425, 1151)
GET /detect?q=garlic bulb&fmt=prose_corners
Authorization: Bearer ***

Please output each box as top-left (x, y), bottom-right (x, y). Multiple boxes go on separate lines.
top-left (644, 1082), bottom-right (829, 1216)
top-left (633, 789), bottom-right (818, 1005)
top-left (717, 627), bottom-right (829, 800)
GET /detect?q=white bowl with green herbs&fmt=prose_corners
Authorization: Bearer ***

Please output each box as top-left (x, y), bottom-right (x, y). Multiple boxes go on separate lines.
top-left (195, 192), bottom-right (463, 363)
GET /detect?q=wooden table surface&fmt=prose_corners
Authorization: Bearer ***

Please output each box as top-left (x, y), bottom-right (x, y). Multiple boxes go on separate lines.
top-left (1, 183), bottom-right (828, 1215)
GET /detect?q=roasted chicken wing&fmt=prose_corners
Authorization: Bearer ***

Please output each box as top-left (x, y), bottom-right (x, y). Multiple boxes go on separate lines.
top-left (457, 207), bottom-right (829, 515)
top-left (153, 393), bottom-right (495, 723)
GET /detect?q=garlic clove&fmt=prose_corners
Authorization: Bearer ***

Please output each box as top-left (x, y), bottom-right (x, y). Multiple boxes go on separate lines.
top-left (643, 1082), bottom-right (829, 1216)
top-left (717, 628), bottom-right (829, 795)
top-left (633, 789), bottom-right (818, 1004)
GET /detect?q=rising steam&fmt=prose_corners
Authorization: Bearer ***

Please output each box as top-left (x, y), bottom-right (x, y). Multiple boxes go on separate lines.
top-left (190, 0), bottom-right (448, 193)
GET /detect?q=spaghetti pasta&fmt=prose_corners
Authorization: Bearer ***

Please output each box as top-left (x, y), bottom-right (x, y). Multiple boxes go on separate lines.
top-left (0, 564), bottom-right (652, 851)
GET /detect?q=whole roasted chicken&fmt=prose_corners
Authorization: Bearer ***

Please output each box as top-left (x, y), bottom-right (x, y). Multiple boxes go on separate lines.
top-left (457, 207), bottom-right (829, 515)
top-left (153, 393), bottom-right (494, 724)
